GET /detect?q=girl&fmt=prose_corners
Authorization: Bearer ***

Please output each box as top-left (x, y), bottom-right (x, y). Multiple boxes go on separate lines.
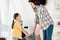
top-left (12, 13), bottom-right (29, 40)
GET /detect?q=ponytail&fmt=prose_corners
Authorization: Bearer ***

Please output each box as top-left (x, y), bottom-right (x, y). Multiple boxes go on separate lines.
top-left (12, 20), bottom-right (14, 29)
top-left (12, 13), bottom-right (19, 29)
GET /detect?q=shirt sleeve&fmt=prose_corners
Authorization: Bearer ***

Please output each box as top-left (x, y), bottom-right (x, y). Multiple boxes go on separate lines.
top-left (38, 7), bottom-right (43, 22)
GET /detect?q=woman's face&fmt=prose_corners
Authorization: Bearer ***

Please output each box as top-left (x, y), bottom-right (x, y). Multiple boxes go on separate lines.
top-left (16, 15), bottom-right (21, 20)
top-left (29, 2), bottom-right (36, 8)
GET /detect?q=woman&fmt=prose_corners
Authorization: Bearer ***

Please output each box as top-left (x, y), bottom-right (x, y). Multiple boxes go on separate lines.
top-left (12, 13), bottom-right (29, 40)
top-left (29, 0), bottom-right (54, 40)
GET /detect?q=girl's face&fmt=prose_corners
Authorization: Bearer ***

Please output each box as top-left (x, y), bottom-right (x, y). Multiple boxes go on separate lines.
top-left (29, 2), bottom-right (36, 8)
top-left (16, 15), bottom-right (21, 20)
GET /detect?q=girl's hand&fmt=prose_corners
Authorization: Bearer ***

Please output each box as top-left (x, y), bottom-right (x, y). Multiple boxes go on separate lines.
top-left (26, 34), bottom-right (30, 37)
top-left (29, 32), bottom-right (34, 37)
top-left (29, 32), bottom-right (33, 36)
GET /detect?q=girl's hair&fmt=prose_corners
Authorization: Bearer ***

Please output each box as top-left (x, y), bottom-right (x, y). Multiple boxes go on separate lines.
top-left (12, 13), bottom-right (19, 29)
top-left (29, 0), bottom-right (47, 5)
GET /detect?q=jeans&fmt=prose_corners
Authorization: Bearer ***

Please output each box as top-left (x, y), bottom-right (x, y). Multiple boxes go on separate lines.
top-left (43, 24), bottom-right (53, 40)
top-left (13, 38), bottom-right (22, 40)
top-left (13, 37), bottom-right (18, 40)
top-left (30, 34), bottom-right (35, 40)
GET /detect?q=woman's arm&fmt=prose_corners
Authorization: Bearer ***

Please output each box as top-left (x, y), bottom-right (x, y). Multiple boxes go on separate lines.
top-left (30, 22), bottom-right (36, 36)
top-left (33, 22), bottom-right (36, 33)
top-left (39, 21), bottom-right (42, 29)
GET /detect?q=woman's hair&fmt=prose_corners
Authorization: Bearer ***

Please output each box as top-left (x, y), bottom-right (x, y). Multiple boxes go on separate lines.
top-left (29, 0), bottom-right (47, 5)
top-left (12, 13), bottom-right (19, 29)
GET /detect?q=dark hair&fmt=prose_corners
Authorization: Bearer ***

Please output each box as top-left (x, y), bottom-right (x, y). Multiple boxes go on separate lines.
top-left (12, 13), bottom-right (19, 29)
top-left (29, 0), bottom-right (47, 5)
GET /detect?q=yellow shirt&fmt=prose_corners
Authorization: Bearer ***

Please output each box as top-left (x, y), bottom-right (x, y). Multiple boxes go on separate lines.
top-left (12, 21), bottom-right (22, 39)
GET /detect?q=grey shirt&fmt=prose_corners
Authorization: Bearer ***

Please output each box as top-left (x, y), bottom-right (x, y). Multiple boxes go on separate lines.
top-left (34, 5), bottom-right (54, 30)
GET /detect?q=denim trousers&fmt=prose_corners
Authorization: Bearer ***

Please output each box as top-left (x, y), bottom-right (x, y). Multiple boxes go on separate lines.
top-left (13, 37), bottom-right (22, 40)
top-left (30, 34), bottom-right (35, 40)
top-left (43, 24), bottom-right (53, 40)
top-left (13, 37), bottom-right (18, 40)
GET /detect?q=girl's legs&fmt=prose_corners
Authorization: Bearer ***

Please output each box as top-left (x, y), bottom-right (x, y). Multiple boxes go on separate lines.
top-left (13, 37), bottom-right (18, 40)
top-left (13, 38), bottom-right (22, 40)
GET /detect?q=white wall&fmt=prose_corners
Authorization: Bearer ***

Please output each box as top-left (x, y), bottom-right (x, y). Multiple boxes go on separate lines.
top-left (0, 0), bottom-right (11, 40)
top-left (46, 0), bottom-right (60, 22)
top-left (0, 0), bottom-right (9, 25)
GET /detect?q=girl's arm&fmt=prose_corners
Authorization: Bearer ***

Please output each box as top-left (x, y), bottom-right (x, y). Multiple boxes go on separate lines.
top-left (16, 22), bottom-right (29, 36)
top-left (21, 27), bottom-right (29, 36)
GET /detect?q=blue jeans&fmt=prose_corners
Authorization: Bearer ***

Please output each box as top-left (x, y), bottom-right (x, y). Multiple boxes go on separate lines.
top-left (13, 37), bottom-right (18, 40)
top-left (30, 34), bottom-right (35, 40)
top-left (43, 24), bottom-right (53, 40)
top-left (13, 38), bottom-right (22, 40)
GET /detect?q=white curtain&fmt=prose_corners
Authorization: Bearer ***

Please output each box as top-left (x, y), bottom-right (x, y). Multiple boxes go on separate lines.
top-left (0, 0), bottom-right (9, 25)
